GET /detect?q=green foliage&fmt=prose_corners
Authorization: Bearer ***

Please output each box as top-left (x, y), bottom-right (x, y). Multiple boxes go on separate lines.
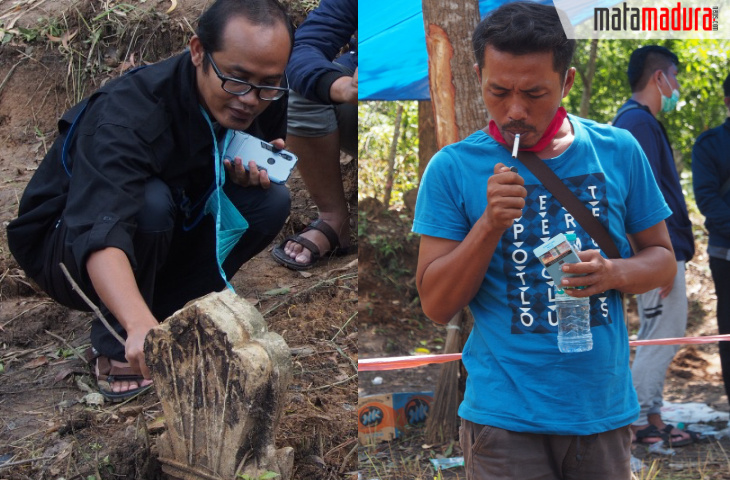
top-left (357, 210), bottom-right (369, 237)
top-left (567, 39), bottom-right (730, 174)
top-left (56, 347), bottom-right (76, 359)
top-left (237, 472), bottom-right (279, 480)
top-left (370, 234), bottom-right (402, 259)
top-left (358, 101), bottom-right (420, 206)
top-left (358, 41), bottom-right (728, 212)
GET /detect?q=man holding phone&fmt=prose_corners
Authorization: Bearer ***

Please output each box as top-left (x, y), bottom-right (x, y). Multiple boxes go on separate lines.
top-left (7, 0), bottom-right (293, 401)
top-left (413, 2), bottom-right (676, 477)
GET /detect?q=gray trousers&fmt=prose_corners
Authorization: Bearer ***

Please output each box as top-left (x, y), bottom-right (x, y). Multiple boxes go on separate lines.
top-left (631, 261), bottom-right (687, 425)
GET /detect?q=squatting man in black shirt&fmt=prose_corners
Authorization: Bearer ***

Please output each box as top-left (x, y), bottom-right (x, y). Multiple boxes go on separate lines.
top-left (7, 0), bottom-right (294, 401)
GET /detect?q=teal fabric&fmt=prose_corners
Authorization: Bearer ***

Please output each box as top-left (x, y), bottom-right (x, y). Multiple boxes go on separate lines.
top-left (203, 186), bottom-right (249, 270)
top-left (200, 107), bottom-right (249, 290)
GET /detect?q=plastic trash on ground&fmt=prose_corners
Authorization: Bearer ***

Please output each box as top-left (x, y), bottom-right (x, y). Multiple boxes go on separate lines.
top-left (630, 455), bottom-right (645, 473)
top-left (430, 457), bottom-right (465, 470)
top-left (647, 440), bottom-right (676, 455)
top-left (661, 402), bottom-right (730, 424)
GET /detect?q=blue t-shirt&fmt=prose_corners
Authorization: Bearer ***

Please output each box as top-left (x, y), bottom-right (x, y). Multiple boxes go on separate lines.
top-left (413, 115), bottom-right (671, 435)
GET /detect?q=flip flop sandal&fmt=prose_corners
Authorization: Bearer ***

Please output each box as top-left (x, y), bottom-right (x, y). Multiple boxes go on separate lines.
top-left (661, 424), bottom-right (696, 447)
top-left (93, 351), bottom-right (152, 403)
top-left (633, 424), bottom-right (668, 445)
top-left (272, 218), bottom-right (356, 271)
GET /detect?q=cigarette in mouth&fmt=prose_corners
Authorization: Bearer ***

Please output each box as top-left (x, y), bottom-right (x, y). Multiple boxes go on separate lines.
top-left (509, 134), bottom-right (520, 173)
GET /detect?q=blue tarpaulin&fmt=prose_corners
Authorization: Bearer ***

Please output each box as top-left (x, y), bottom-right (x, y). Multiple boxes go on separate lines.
top-left (359, 0), bottom-right (611, 101)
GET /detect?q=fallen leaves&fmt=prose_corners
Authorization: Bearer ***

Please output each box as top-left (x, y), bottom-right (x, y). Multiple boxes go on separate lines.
top-left (22, 355), bottom-right (48, 369)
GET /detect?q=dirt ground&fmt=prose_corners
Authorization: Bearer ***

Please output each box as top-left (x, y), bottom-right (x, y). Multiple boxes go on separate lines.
top-left (358, 200), bottom-right (730, 479)
top-left (0, 1), bottom-right (357, 479)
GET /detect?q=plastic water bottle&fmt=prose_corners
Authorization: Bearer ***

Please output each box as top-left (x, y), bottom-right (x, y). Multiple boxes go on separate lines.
top-left (555, 233), bottom-right (592, 353)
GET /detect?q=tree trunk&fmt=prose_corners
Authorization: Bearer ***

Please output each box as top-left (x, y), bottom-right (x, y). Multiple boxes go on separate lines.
top-left (418, 100), bottom-right (439, 179)
top-left (383, 103), bottom-right (404, 208)
top-left (579, 39), bottom-right (598, 118)
top-left (422, 0), bottom-right (486, 150)
top-left (421, 0), bottom-right (483, 444)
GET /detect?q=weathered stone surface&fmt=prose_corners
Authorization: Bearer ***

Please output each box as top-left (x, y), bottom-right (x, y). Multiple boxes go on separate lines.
top-left (145, 290), bottom-right (293, 480)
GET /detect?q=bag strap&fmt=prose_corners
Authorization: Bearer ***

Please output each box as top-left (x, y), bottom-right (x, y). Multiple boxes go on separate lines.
top-left (516, 150), bottom-right (622, 259)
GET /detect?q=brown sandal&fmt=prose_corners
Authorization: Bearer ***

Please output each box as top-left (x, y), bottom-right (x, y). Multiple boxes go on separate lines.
top-left (89, 348), bottom-right (152, 402)
top-left (272, 219), bottom-right (355, 270)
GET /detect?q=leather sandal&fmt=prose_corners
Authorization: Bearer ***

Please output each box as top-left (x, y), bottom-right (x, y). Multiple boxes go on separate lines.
top-left (661, 424), bottom-right (697, 447)
top-left (633, 424), bottom-right (668, 444)
top-left (87, 348), bottom-right (152, 402)
top-left (272, 219), bottom-right (355, 270)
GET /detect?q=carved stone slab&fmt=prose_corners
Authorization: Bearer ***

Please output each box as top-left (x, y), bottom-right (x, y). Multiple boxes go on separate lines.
top-left (145, 290), bottom-right (293, 480)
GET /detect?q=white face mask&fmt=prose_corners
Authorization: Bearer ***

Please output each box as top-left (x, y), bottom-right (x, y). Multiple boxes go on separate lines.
top-left (658, 72), bottom-right (680, 113)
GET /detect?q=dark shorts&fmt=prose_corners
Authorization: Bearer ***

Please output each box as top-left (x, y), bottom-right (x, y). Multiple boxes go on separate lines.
top-left (286, 89), bottom-right (356, 157)
top-left (459, 419), bottom-right (632, 480)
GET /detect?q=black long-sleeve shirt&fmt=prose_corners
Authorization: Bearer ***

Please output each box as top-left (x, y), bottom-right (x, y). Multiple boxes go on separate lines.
top-left (7, 51), bottom-right (287, 278)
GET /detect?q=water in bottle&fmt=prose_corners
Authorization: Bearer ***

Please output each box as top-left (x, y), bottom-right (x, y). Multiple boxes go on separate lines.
top-left (555, 288), bottom-right (592, 353)
top-left (554, 233), bottom-right (592, 353)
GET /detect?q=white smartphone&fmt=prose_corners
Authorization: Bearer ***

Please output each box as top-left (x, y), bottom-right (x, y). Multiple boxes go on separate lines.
top-left (533, 233), bottom-right (586, 288)
top-left (223, 131), bottom-right (298, 184)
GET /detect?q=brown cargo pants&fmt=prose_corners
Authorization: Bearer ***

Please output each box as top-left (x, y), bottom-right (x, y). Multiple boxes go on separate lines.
top-left (459, 419), bottom-right (632, 480)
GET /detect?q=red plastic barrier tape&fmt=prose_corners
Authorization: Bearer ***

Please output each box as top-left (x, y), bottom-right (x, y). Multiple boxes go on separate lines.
top-left (358, 335), bottom-right (730, 372)
top-left (629, 334), bottom-right (730, 346)
top-left (358, 353), bottom-right (463, 372)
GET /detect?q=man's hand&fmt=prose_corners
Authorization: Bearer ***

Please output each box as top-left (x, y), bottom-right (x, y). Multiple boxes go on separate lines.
top-left (558, 249), bottom-right (618, 297)
top-left (658, 281), bottom-right (674, 298)
top-left (484, 163), bottom-right (526, 232)
top-left (224, 138), bottom-right (286, 188)
top-left (558, 222), bottom-right (676, 296)
top-left (124, 319), bottom-right (159, 380)
top-left (329, 67), bottom-right (358, 105)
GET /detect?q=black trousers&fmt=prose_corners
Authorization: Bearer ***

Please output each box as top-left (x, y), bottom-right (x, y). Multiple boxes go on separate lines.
top-left (36, 178), bottom-right (290, 361)
top-left (710, 256), bottom-right (730, 404)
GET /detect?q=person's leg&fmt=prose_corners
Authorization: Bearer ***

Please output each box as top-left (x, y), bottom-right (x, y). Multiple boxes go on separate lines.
top-left (563, 426), bottom-right (632, 480)
top-left (278, 90), bottom-right (353, 267)
top-left (460, 419), bottom-right (562, 480)
top-left (40, 178), bottom-right (175, 395)
top-left (334, 102), bottom-right (356, 158)
top-left (631, 262), bottom-right (688, 442)
top-left (152, 182), bottom-right (290, 319)
top-left (710, 256), bottom-right (730, 404)
top-left (88, 178), bottom-right (176, 362)
top-left (286, 131), bottom-right (349, 243)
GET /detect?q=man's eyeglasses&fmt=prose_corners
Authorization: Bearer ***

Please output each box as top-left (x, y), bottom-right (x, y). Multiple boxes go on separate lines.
top-left (205, 52), bottom-right (288, 101)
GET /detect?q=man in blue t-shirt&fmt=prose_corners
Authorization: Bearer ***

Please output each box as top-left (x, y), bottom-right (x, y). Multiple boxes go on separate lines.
top-left (612, 46), bottom-right (695, 447)
top-left (413, 2), bottom-right (676, 478)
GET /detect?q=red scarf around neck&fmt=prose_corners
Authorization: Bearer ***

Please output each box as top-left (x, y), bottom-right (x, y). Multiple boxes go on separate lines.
top-left (488, 107), bottom-right (567, 152)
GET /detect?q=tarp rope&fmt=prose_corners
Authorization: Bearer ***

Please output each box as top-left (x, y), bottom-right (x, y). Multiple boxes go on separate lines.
top-left (358, 334), bottom-right (730, 372)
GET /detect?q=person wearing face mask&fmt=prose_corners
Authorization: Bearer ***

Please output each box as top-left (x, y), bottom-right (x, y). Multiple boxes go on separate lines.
top-left (612, 45), bottom-right (696, 447)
